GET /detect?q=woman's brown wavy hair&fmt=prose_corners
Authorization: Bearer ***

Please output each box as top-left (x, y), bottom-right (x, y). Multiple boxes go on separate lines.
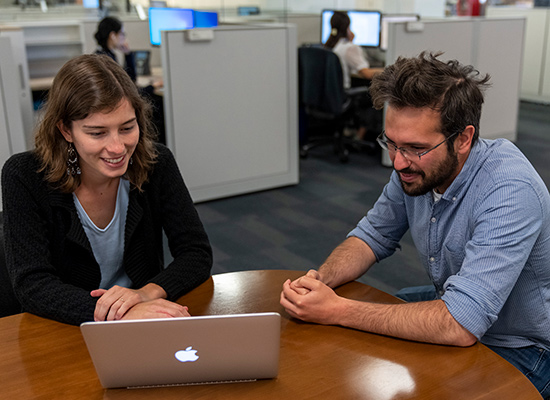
top-left (34, 54), bottom-right (158, 193)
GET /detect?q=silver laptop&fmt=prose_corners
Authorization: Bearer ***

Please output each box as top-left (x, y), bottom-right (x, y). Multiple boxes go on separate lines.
top-left (80, 312), bottom-right (281, 389)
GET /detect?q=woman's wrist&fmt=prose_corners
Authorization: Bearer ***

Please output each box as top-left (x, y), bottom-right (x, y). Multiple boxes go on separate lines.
top-left (139, 283), bottom-right (167, 301)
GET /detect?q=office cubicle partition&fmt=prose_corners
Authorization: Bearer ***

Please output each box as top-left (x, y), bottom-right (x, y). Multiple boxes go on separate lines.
top-left (161, 24), bottom-right (298, 202)
top-left (0, 37), bottom-right (28, 212)
top-left (384, 17), bottom-right (525, 142)
top-left (487, 6), bottom-right (550, 103)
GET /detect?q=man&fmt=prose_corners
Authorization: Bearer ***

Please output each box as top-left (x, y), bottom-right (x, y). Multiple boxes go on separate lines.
top-left (280, 52), bottom-right (550, 397)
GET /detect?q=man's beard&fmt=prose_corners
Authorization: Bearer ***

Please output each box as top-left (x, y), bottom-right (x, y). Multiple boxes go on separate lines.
top-left (396, 148), bottom-right (459, 196)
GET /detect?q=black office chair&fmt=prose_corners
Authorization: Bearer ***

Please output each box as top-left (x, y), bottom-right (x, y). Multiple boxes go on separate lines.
top-left (298, 46), bottom-right (371, 163)
top-left (0, 212), bottom-right (21, 318)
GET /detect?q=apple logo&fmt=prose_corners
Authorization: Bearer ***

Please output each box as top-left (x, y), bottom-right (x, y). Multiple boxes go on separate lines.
top-left (175, 346), bottom-right (199, 363)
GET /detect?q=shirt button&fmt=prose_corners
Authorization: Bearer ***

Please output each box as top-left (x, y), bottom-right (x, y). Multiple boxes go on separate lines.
top-left (439, 290), bottom-right (445, 296)
top-left (429, 257), bottom-right (435, 263)
top-left (452, 197), bottom-right (457, 201)
top-left (431, 217), bottom-right (437, 223)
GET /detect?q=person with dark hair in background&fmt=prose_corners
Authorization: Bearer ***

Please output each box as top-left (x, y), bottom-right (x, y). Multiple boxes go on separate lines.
top-left (324, 11), bottom-right (383, 142)
top-left (281, 51), bottom-right (550, 398)
top-left (94, 16), bottom-right (138, 83)
top-left (94, 16), bottom-right (165, 143)
top-left (2, 54), bottom-right (212, 326)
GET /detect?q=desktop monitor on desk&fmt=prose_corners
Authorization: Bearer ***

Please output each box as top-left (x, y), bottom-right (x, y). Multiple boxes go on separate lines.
top-left (194, 10), bottom-right (219, 28)
top-left (238, 6), bottom-right (260, 16)
top-left (148, 8), bottom-right (218, 46)
top-left (149, 7), bottom-right (194, 46)
top-left (321, 10), bottom-right (382, 48)
top-left (83, 0), bottom-right (99, 8)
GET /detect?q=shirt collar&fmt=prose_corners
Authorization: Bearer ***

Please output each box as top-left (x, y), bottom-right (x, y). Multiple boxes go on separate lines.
top-left (439, 139), bottom-right (488, 201)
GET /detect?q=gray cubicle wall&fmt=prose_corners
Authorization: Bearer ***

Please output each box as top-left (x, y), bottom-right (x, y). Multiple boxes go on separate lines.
top-left (0, 28), bottom-right (33, 150)
top-left (162, 24), bottom-right (298, 202)
top-left (385, 17), bottom-right (525, 142)
top-left (0, 36), bottom-right (26, 212)
top-left (487, 6), bottom-right (550, 103)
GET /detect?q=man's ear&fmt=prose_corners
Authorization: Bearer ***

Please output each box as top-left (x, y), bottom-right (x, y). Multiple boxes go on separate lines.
top-left (455, 125), bottom-right (475, 155)
top-left (57, 121), bottom-right (72, 142)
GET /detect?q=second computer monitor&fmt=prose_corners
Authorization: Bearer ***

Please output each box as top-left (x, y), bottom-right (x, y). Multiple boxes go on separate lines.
top-left (194, 10), bottom-right (219, 28)
top-left (321, 10), bottom-right (382, 48)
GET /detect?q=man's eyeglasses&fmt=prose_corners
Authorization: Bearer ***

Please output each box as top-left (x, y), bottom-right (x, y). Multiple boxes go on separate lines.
top-left (376, 130), bottom-right (461, 161)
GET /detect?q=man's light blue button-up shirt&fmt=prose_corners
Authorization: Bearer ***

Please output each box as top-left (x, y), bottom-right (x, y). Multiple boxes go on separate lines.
top-left (349, 138), bottom-right (550, 349)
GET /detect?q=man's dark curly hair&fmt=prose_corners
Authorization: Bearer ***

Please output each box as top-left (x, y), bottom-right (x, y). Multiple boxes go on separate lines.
top-left (369, 51), bottom-right (491, 147)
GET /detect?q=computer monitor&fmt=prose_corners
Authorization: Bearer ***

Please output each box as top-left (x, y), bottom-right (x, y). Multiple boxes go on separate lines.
top-left (133, 50), bottom-right (151, 76)
top-left (380, 14), bottom-right (420, 51)
top-left (238, 6), bottom-right (260, 16)
top-left (193, 10), bottom-right (218, 28)
top-left (321, 10), bottom-right (382, 48)
top-left (149, 7), bottom-right (194, 46)
top-left (83, 0), bottom-right (99, 8)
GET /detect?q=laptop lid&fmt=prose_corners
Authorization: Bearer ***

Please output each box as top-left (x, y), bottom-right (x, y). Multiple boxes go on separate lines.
top-left (80, 312), bottom-right (281, 388)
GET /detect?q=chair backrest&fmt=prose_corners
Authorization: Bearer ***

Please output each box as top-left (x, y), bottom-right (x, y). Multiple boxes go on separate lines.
top-left (0, 212), bottom-right (21, 318)
top-left (298, 46), bottom-right (346, 117)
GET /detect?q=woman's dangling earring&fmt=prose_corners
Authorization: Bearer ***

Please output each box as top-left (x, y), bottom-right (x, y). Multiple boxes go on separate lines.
top-left (67, 142), bottom-right (81, 176)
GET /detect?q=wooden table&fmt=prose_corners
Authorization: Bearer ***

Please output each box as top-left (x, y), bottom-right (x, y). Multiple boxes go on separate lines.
top-left (0, 270), bottom-right (541, 399)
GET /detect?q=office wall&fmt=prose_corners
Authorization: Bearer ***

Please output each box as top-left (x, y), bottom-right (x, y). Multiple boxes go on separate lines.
top-left (487, 6), bottom-right (550, 103)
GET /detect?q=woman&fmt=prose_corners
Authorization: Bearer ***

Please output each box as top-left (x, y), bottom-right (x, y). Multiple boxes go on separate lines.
top-left (324, 11), bottom-right (383, 87)
top-left (94, 16), bottom-right (162, 92)
top-left (325, 11), bottom-right (383, 141)
top-left (94, 16), bottom-right (137, 82)
top-left (94, 16), bottom-right (166, 144)
top-left (1, 54), bottom-right (212, 326)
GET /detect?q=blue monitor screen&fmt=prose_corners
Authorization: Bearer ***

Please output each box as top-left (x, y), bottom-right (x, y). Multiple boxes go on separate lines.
top-left (149, 8), bottom-right (194, 46)
top-left (83, 0), bottom-right (98, 8)
top-left (321, 10), bottom-right (381, 48)
top-left (193, 10), bottom-right (218, 28)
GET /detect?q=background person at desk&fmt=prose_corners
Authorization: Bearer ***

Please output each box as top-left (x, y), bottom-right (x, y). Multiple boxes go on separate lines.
top-left (324, 11), bottom-right (384, 142)
top-left (1, 55), bottom-right (212, 326)
top-left (94, 16), bottom-right (165, 144)
top-left (281, 52), bottom-right (550, 398)
top-left (94, 16), bottom-right (163, 94)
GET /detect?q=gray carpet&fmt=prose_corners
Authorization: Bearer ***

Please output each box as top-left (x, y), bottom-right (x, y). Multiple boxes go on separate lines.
top-left (192, 101), bottom-right (550, 295)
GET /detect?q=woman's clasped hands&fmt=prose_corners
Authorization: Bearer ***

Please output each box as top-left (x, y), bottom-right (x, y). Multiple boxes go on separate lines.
top-left (91, 283), bottom-right (190, 321)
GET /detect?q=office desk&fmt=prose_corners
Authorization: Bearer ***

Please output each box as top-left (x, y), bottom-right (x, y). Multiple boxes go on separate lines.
top-left (30, 67), bottom-right (163, 92)
top-left (0, 270), bottom-right (541, 399)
